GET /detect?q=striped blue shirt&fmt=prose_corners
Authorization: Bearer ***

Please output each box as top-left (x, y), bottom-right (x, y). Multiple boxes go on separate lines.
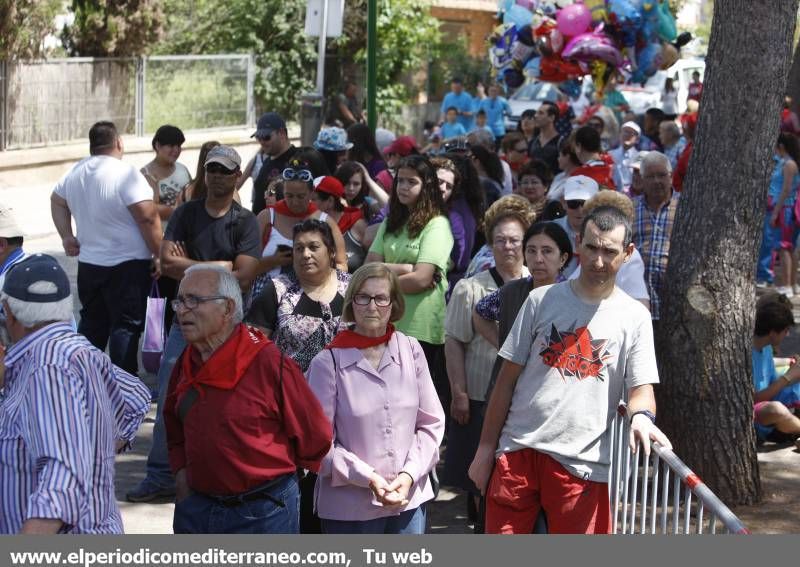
top-left (0, 322), bottom-right (150, 534)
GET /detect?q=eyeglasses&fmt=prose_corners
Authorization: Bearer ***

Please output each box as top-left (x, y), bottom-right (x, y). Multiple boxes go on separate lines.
top-left (513, 146), bottom-right (528, 153)
top-left (256, 134), bottom-right (272, 142)
top-left (171, 294), bottom-right (228, 311)
top-left (282, 168), bottom-right (313, 182)
top-left (566, 199), bottom-right (586, 210)
top-left (493, 237), bottom-right (522, 248)
top-left (206, 163), bottom-right (236, 175)
top-left (353, 294), bottom-right (392, 307)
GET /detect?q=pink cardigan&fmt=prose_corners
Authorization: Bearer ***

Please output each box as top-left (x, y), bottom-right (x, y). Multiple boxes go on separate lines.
top-left (306, 331), bottom-right (445, 521)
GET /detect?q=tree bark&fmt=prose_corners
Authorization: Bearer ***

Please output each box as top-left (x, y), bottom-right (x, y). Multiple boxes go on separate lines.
top-left (787, 41), bottom-right (800, 114)
top-left (656, 0), bottom-right (798, 505)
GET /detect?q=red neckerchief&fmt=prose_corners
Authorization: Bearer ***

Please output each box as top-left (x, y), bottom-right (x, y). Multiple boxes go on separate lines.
top-left (338, 207), bottom-right (364, 233)
top-left (272, 199), bottom-right (317, 219)
top-left (176, 324), bottom-right (269, 398)
top-left (326, 323), bottom-right (395, 350)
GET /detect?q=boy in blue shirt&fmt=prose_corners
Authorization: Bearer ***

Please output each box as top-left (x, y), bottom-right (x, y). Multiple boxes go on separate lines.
top-left (752, 293), bottom-right (800, 447)
top-left (441, 107), bottom-right (467, 140)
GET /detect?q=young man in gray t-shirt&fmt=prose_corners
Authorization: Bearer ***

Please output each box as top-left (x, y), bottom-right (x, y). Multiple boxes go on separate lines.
top-left (468, 206), bottom-right (672, 534)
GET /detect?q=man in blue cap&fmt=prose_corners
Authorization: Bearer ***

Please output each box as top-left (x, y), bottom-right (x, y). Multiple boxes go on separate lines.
top-left (0, 254), bottom-right (150, 534)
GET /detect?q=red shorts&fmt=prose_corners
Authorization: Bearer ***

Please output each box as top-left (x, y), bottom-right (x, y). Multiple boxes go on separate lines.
top-left (485, 448), bottom-right (611, 534)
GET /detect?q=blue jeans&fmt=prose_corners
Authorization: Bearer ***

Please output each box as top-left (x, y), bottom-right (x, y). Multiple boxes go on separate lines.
top-left (321, 505), bottom-right (427, 534)
top-left (77, 259), bottom-right (151, 375)
top-left (144, 322), bottom-right (187, 489)
top-left (173, 475), bottom-right (300, 534)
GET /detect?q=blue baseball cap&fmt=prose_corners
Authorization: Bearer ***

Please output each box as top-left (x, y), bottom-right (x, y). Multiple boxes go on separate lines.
top-left (3, 254), bottom-right (70, 303)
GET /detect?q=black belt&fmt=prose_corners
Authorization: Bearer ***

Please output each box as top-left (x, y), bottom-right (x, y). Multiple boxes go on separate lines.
top-left (205, 473), bottom-right (293, 508)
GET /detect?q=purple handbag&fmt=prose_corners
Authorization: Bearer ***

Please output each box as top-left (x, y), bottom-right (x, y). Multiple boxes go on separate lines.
top-left (142, 279), bottom-right (166, 373)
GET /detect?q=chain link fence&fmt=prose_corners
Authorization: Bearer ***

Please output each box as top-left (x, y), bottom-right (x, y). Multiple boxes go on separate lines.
top-left (0, 54), bottom-right (255, 151)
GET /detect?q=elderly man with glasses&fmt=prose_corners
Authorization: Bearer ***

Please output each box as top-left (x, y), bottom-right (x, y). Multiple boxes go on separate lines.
top-left (633, 151), bottom-right (678, 325)
top-left (164, 264), bottom-right (331, 533)
top-left (127, 145), bottom-right (262, 503)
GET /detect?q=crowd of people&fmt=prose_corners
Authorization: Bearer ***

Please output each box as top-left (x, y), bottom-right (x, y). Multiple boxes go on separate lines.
top-left (1, 69), bottom-right (798, 536)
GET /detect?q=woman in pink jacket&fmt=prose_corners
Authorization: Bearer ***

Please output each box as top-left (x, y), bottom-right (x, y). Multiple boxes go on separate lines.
top-left (306, 262), bottom-right (445, 534)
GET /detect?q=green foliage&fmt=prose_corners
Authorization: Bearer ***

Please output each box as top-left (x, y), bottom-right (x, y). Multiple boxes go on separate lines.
top-left (428, 36), bottom-right (489, 99)
top-left (157, 0), bottom-right (316, 119)
top-left (144, 60), bottom-right (248, 132)
top-left (353, 0), bottom-right (441, 129)
top-left (0, 0), bottom-right (62, 60)
top-left (62, 0), bottom-right (165, 56)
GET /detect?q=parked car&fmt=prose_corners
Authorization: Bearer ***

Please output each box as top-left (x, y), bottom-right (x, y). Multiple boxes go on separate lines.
top-left (504, 80), bottom-right (592, 132)
top-left (503, 59), bottom-right (705, 130)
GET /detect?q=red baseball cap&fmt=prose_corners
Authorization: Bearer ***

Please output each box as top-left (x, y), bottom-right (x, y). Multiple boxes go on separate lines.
top-left (313, 175), bottom-right (345, 198)
top-left (384, 135), bottom-right (418, 157)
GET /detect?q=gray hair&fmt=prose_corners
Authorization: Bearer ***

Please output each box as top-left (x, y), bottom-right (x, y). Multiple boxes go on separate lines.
top-left (467, 128), bottom-right (495, 150)
top-left (640, 151), bottom-right (672, 176)
top-left (2, 281), bottom-right (73, 328)
top-left (660, 121), bottom-right (681, 139)
top-left (183, 264), bottom-right (243, 323)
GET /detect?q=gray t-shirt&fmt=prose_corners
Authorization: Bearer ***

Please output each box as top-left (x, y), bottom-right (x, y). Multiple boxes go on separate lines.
top-left (497, 281), bottom-right (658, 482)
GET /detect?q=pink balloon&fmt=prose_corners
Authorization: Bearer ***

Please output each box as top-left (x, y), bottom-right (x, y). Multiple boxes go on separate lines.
top-left (557, 3), bottom-right (592, 37)
top-left (562, 31), bottom-right (623, 67)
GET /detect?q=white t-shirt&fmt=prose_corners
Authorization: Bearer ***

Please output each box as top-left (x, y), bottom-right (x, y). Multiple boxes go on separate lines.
top-left (53, 155), bottom-right (154, 266)
top-left (497, 282), bottom-right (658, 482)
top-left (569, 248), bottom-right (649, 301)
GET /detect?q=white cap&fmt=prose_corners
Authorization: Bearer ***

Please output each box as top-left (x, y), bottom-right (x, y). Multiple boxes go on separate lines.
top-left (564, 175), bottom-right (600, 201)
top-left (621, 121), bottom-right (641, 135)
top-left (0, 204), bottom-right (24, 239)
top-left (622, 120), bottom-right (642, 136)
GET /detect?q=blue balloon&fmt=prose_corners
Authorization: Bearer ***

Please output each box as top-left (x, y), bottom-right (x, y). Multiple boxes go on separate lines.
top-left (524, 56), bottom-right (542, 79)
top-left (559, 79), bottom-right (582, 98)
top-left (503, 4), bottom-right (534, 29)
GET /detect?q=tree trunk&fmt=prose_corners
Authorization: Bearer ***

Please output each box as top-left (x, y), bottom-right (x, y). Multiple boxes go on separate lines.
top-left (787, 41), bottom-right (800, 114)
top-left (655, 0), bottom-right (798, 506)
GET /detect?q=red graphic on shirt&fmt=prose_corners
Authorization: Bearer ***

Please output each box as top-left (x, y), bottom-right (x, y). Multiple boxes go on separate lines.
top-left (539, 324), bottom-right (610, 381)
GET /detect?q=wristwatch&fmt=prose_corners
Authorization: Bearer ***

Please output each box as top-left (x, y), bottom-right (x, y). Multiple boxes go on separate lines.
top-left (629, 409), bottom-right (656, 424)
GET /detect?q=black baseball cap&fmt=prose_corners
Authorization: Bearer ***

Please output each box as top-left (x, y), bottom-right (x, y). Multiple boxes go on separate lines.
top-left (252, 112), bottom-right (286, 139)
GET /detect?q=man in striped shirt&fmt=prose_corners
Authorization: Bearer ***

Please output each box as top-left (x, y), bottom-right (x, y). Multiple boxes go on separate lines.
top-left (0, 254), bottom-right (150, 534)
top-left (633, 151), bottom-right (679, 324)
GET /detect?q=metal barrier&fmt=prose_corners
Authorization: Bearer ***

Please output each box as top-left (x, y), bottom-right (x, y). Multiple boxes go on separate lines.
top-left (0, 54), bottom-right (256, 150)
top-left (608, 405), bottom-right (750, 534)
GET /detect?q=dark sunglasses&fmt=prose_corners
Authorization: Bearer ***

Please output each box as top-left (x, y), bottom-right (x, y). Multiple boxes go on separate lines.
top-left (566, 199), bottom-right (586, 210)
top-left (256, 134), bottom-right (272, 142)
top-left (205, 163), bottom-right (236, 175)
top-left (282, 168), bottom-right (313, 182)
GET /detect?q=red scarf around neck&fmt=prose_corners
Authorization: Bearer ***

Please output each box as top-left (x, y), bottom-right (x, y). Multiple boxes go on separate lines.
top-left (338, 207), bottom-right (364, 233)
top-left (176, 324), bottom-right (269, 398)
top-left (326, 323), bottom-right (395, 350)
top-left (272, 199), bottom-right (317, 219)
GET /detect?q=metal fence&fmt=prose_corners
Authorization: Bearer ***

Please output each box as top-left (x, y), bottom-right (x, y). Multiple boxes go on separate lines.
top-left (0, 54), bottom-right (255, 151)
top-left (608, 404), bottom-right (750, 535)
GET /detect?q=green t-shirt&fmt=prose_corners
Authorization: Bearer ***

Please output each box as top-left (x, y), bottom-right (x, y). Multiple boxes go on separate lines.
top-left (369, 215), bottom-right (454, 344)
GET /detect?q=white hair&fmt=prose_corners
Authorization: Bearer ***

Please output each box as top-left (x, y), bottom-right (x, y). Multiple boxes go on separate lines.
top-left (640, 151), bottom-right (672, 176)
top-left (183, 264), bottom-right (243, 323)
top-left (2, 281), bottom-right (73, 328)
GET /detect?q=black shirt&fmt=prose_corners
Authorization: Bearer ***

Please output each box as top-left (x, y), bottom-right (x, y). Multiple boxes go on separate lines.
top-left (164, 200), bottom-right (261, 262)
top-left (252, 145), bottom-right (298, 215)
top-left (528, 133), bottom-right (561, 175)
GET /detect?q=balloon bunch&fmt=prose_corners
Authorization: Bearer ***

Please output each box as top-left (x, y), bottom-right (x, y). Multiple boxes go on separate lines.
top-left (490, 0), bottom-right (689, 96)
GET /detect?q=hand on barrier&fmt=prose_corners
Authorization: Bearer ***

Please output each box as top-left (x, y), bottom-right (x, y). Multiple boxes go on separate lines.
top-left (629, 414), bottom-right (672, 456)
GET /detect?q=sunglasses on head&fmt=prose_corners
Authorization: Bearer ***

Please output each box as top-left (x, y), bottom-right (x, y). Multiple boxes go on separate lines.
top-left (205, 163), bottom-right (236, 175)
top-left (282, 168), bottom-right (313, 182)
top-left (566, 199), bottom-right (586, 210)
